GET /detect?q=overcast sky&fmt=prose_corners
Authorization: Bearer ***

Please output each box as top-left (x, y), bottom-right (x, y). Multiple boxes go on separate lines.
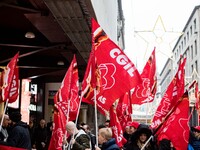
top-left (122, 0), bottom-right (200, 73)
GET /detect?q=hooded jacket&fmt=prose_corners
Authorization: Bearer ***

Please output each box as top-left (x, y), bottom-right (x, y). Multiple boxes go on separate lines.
top-left (7, 121), bottom-right (31, 150)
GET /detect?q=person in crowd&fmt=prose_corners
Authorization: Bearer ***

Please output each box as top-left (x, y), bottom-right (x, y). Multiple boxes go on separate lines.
top-left (95, 127), bottom-right (120, 150)
top-left (189, 126), bottom-right (200, 149)
top-left (7, 111), bottom-right (31, 149)
top-left (28, 120), bottom-right (35, 148)
top-left (65, 121), bottom-right (91, 150)
top-left (33, 119), bottom-right (48, 150)
top-left (129, 121), bottom-right (140, 135)
top-left (158, 138), bottom-right (175, 150)
top-left (126, 124), bottom-right (155, 150)
top-left (123, 121), bottom-right (140, 150)
top-left (104, 120), bottom-right (110, 128)
top-left (0, 114), bottom-right (10, 142)
top-left (46, 120), bottom-right (53, 149)
top-left (83, 124), bottom-right (96, 150)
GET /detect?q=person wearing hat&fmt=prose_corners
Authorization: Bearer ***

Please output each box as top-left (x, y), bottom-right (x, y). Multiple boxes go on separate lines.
top-left (189, 126), bottom-right (200, 150)
top-left (123, 121), bottom-right (140, 150)
top-left (126, 124), bottom-right (156, 150)
top-left (7, 111), bottom-right (31, 150)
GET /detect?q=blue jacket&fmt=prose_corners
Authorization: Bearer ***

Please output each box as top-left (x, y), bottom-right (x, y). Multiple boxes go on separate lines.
top-left (102, 138), bottom-right (120, 150)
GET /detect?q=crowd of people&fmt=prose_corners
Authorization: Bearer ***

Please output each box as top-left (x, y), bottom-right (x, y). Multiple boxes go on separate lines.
top-left (0, 112), bottom-right (52, 150)
top-left (1, 113), bottom-right (200, 150)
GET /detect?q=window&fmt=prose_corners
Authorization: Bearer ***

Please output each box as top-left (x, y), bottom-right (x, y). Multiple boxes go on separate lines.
top-left (187, 31), bottom-right (189, 41)
top-left (191, 45), bottom-right (193, 59)
top-left (195, 40), bottom-right (197, 55)
top-left (195, 60), bottom-right (198, 73)
top-left (184, 37), bottom-right (186, 46)
top-left (194, 19), bottom-right (196, 31)
top-left (190, 25), bottom-right (193, 36)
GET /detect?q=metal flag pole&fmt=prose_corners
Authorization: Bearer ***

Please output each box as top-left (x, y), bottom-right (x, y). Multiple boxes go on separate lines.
top-left (0, 99), bottom-right (8, 131)
top-left (94, 88), bottom-right (98, 147)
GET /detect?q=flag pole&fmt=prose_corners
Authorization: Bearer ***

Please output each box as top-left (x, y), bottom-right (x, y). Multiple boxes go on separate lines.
top-left (94, 88), bottom-right (98, 147)
top-left (62, 98), bottom-right (71, 150)
top-left (69, 95), bottom-right (82, 149)
top-left (0, 99), bottom-right (8, 131)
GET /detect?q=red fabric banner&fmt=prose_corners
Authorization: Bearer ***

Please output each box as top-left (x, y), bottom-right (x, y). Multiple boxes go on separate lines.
top-left (81, 18), bottom-right (141, 114)
top-left (49, 55), bottom-right (79, 150)
top-left (157, 93), bottom-right (189, 150)
top-left (131, 48), bottom-right (157, 104)
top-left (48, 107), bottom-right (66, 150)
top-left (116, 92), bottom-right (132, 131)
top-left (55, 55), bottom-right (79, 121)
top-left (1, 52), bottom-right (19, 103)
top-left (151, 58), bottom-right (186, 129)
top-left (109, 106), bottom-right (127, 148)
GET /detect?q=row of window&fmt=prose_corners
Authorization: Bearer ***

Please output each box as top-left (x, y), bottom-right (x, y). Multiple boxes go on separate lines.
top-left (174, 18), bottom-right (197, 60)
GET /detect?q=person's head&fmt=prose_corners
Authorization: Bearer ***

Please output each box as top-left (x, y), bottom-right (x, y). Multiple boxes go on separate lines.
top-left (29, 121), bottom-right (34, 128)
top-left (66, 121), bottom-right (78, 135)
top-left (133, 126), bottom-right (152, 144)
top-left (138, 133), bottom-right (148, 143)
top-left (9, 111), bottom-right (22, 124)
top-left (39, 119), bottom-right (46, 128)
top-left (98, 127), bottom-right (112, 144)
top-left (159, 139), bottom-right (171, 150)
top-left (0, 114), bottom-right (10, 128)
top-left (129, 121), bottom-right (139, 134)
top-left (104, 120), bottom-right (110, 127)
top-left (82, 124), bottom-right (90, 133)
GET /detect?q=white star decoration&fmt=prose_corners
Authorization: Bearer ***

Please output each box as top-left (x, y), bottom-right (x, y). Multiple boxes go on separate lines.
top-left (134, 15), bottom-right (183, 72)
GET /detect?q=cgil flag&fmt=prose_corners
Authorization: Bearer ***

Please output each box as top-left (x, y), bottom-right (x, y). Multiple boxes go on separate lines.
top-left (116, 92), bottom-right (132, 131)
top-left (131, 48), bottom-right (157, 105)
top-left (109, 106), bottom-right (127, 148)
top-left (1, 52), bottom-right (19, 103)
top-left (55, 55), bottom-right (79, 121)
top-left (156, 92), bottom-right (189, 150)
top-left (81, 18), bottom-right (142, 114)
top-left (48, 55), bottom-right (79, 150)
top-left (151, 57), bottom-right (186, 129)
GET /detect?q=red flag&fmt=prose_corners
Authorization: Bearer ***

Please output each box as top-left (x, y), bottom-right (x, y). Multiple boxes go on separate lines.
top-left (195, 82), bottom-right (199, 110)
top-left (81, 18), bottom-right (141, 114)
top-left (1, 52), bottom-right (19, 103)
top-left (116, 92), bottom-right (132, 131)
top-left (131, 48), bottom-right (157, 104)
top-left (0, 145), bottom-right (26, 150)
top-left (151, 58), bottom-right (186, 129)
top-left (48, 106), bottom-right (66, 150)
top-left (55, 55), bottom-right (79, 121)
top-left (109, 106), bottom-right (127, 148)
top-left (156, 93), bottom-right (189, 150)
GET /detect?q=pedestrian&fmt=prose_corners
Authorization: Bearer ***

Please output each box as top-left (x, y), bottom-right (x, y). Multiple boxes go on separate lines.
top-left (83, 124), bottom-right (96, 150)
top-left (95, 127), bottom-right (120, 150)
top-left (158, 138), bottom-right (175, 150)
top-left (126, 124), bottom-right (155, 150)
top-left (66, 121), bottom-right (91, 150)
top-left (32, 119), bottom-right (48, 150)
top-left (7, 111), bottom-right (31, 149)
top-left (123, 121), bottom-right (140, 150)
top-left (0, 114), bottom-right (10, 142)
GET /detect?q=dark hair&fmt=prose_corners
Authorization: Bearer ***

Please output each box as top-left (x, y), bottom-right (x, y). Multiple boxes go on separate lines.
top-left (159, 139), bottom-right (171, 150)
top-left (9, 112), bottom-right (22, 123)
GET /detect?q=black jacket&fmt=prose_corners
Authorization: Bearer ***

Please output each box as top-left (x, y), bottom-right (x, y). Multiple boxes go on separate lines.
top-left (7, 121), bottom-right (31, 150)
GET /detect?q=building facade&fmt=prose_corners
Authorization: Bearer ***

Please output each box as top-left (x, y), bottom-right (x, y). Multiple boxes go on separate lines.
top-left (159, 5), bottom-right (200, 126)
